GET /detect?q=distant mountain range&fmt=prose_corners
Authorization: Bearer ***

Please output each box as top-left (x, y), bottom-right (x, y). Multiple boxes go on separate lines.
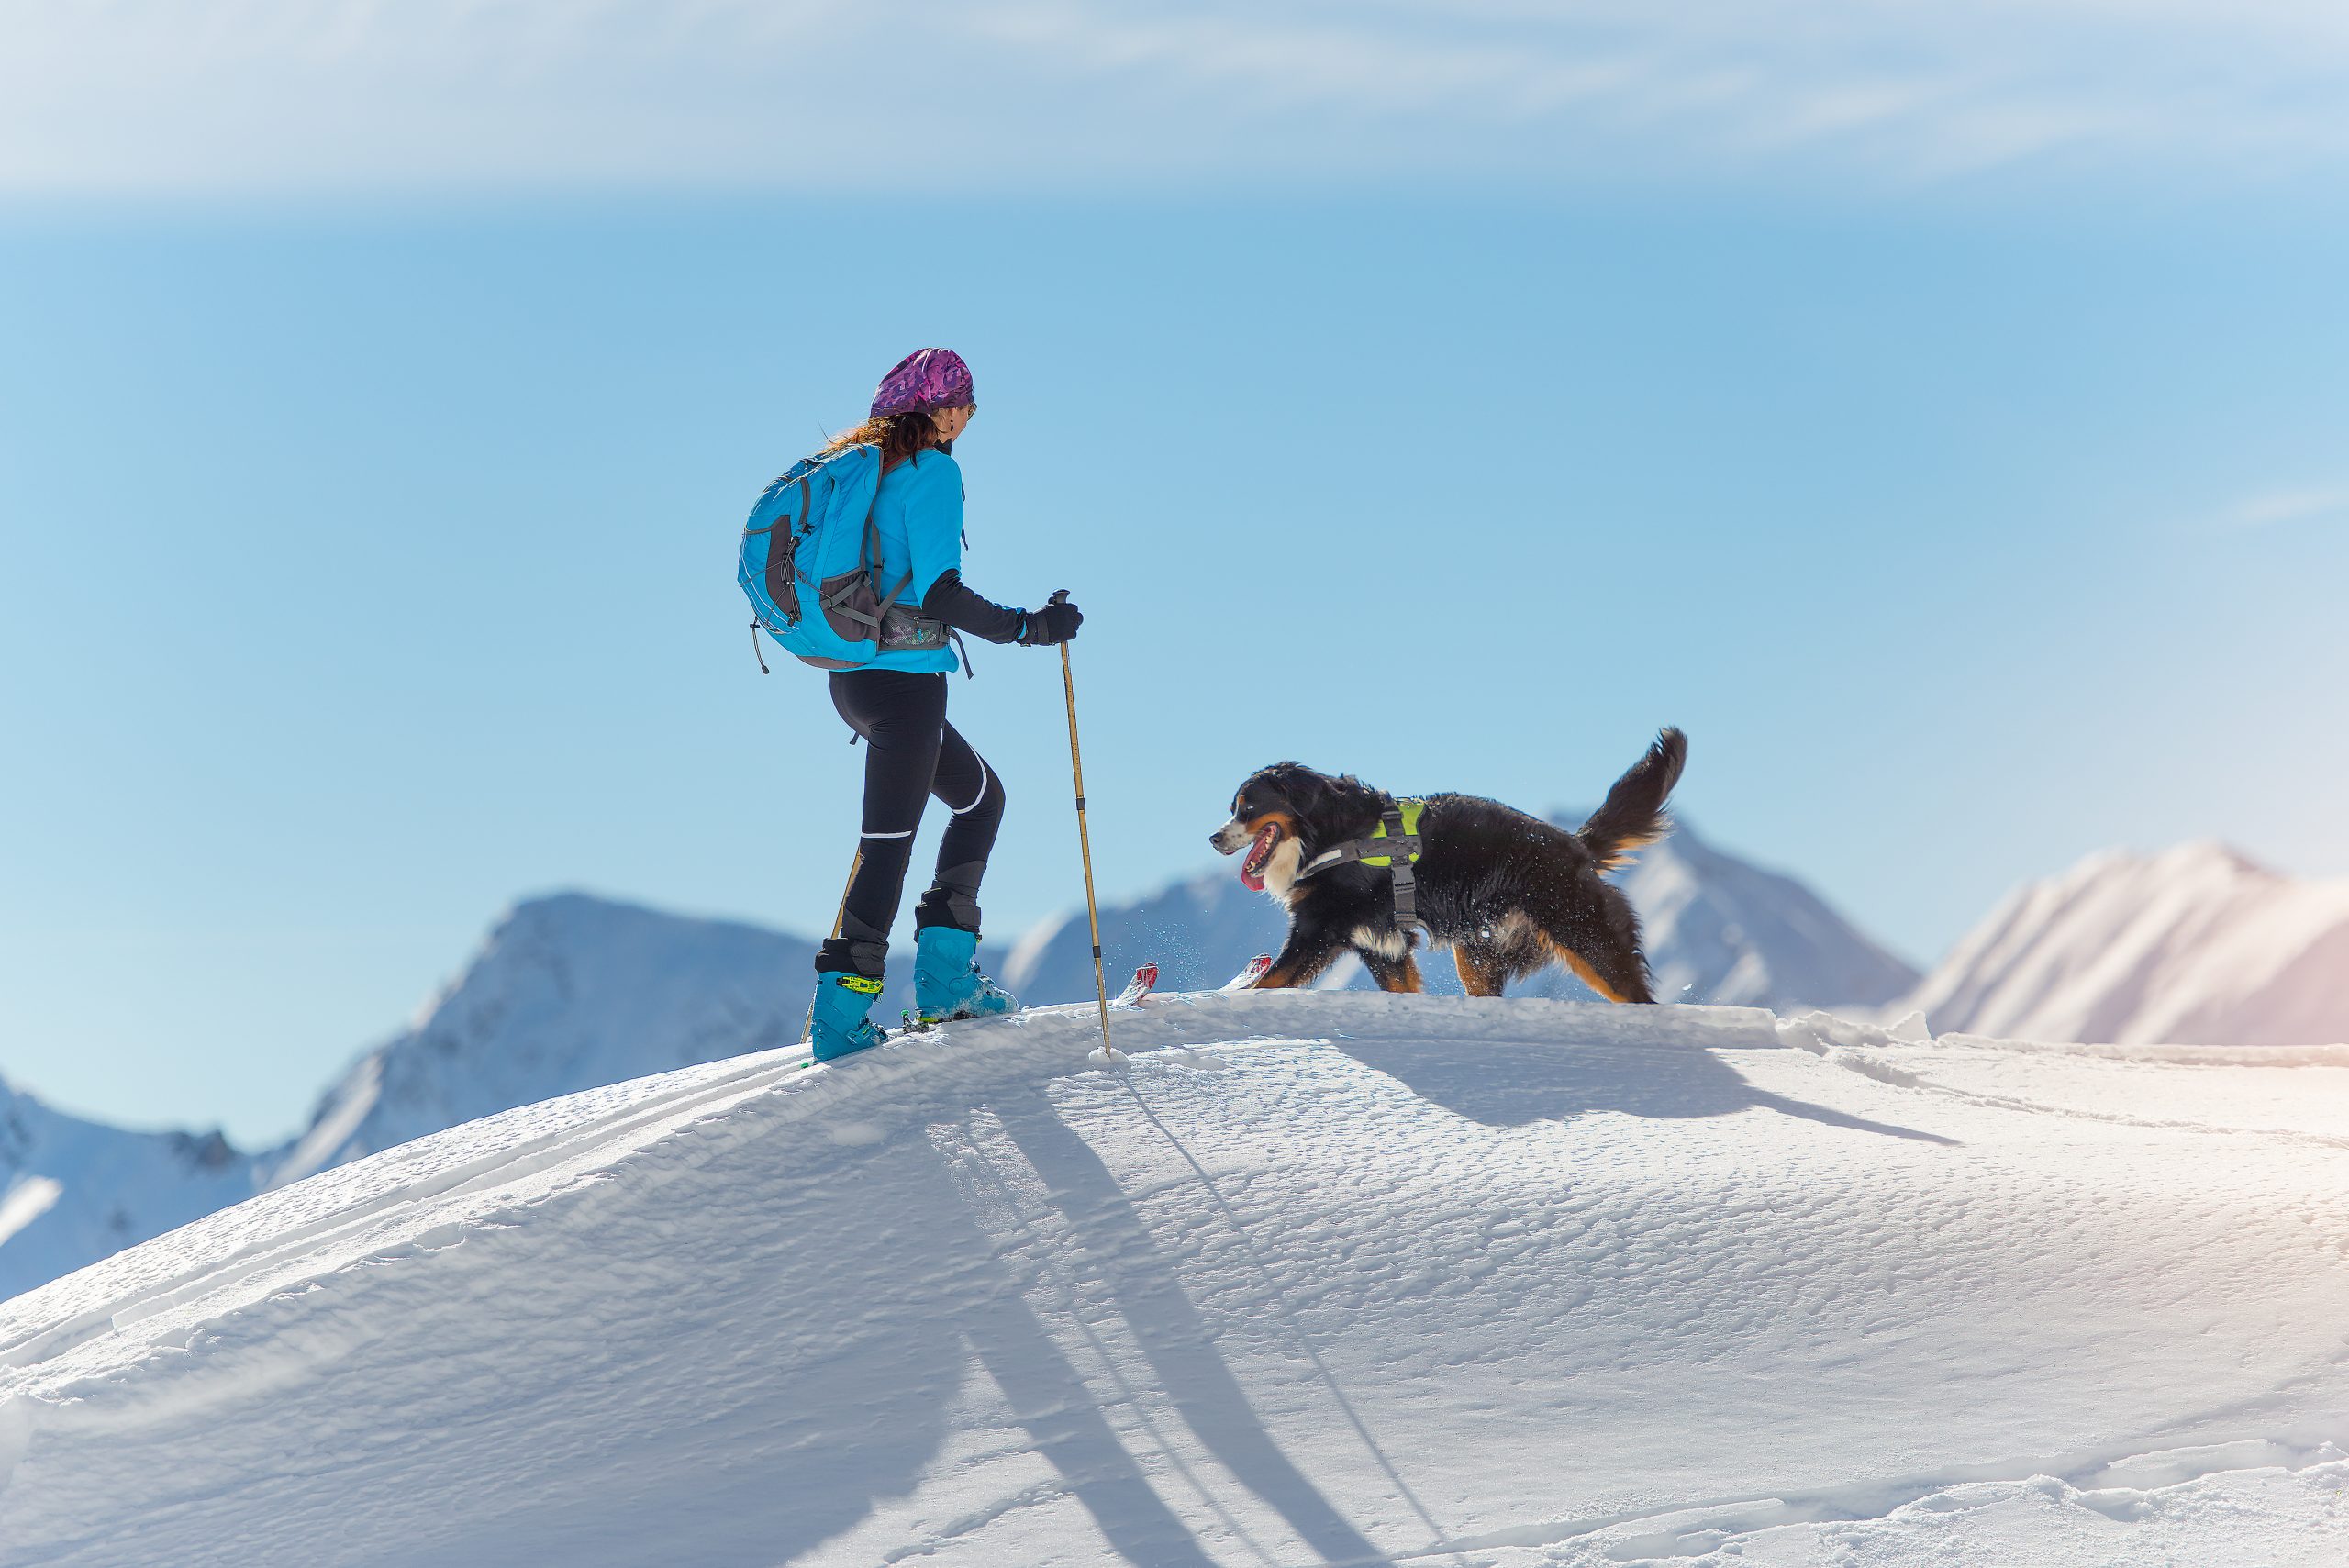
top-left (7, 827), bottom-right (2345, 1304)
top-left (1901, 840), bottom-right (2349, 1046)
top-left (0, 897), bottom-right (826, 1306)
top-left (270, 895), bottom-right (821, 1184)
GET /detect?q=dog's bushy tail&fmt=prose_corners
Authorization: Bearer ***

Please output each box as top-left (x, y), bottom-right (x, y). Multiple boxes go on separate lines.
top-left (1578, 728), bottom-right (1687, 872)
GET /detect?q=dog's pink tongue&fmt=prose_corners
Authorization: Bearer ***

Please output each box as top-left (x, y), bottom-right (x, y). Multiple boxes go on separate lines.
top-left (1239, 826), bottom-right (1276, 891)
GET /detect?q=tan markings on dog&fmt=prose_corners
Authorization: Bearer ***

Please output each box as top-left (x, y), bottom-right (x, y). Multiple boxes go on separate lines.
top-left (1213, 808), bottom-right (1299, 852)
top-left (1592, 827), bottom-right (1668, 873)
top-left (1370, 957), bottom-right (1425, 994)
top-left (1453, 949), bottom-right (1509, 996)
top-left (1553, 942), bottom-right (1631, 1005)
top-left (1241, 808), bottom-right (1299, 841)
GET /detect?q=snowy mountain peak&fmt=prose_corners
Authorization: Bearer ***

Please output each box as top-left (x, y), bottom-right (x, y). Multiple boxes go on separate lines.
top-left (267, 891), bottom-right (818, 1188)
top-left (2157, 838), bottom-right (2269, 877)
top-left (2059, 839), bottom-right (2268, 891)
top-left (1905, 840), bottom-right (2349, 1046)
top-left (1605, 814), bottom-right (1919, 1010)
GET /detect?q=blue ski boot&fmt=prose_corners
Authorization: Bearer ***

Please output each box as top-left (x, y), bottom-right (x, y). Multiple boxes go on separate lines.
top-left (807, 971), bottom-right (886, 1062)
top-left (913, 926), bottom-right (1019, 1026)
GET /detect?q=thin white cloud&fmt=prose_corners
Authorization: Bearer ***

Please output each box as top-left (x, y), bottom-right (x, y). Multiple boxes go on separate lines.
top-left (3, 0), bottom-right (2348, 194)
top-left (2217, 487), bottom-right (2349, 530)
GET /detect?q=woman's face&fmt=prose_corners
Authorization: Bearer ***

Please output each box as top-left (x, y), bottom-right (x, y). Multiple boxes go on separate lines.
top-left (930, 403), bottom-right (975, 442)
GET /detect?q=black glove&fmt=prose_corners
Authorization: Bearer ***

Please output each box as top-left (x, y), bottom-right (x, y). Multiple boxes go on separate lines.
top-left (1019, 591), bottom-right (1083, 647)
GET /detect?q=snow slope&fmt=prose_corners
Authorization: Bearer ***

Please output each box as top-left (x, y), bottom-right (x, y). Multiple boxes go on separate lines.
top-left (5, 993), bottom-right (2345, 1566)
top-left (1905, 840), bottom-right (2349, 1047)
top-left (1007, 817), bottom-right (1919, 1012)
top-left (0, 1079), bottom-right (258, 1308)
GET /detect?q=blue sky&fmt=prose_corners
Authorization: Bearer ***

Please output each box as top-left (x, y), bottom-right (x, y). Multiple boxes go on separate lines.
top-left (5, 3), bottom-right (2348, 1145)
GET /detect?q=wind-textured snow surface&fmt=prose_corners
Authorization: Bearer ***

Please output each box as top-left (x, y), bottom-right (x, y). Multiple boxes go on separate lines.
top-left (1905, 840), bottom-right (2349, 1047)
top-left (4, 994), bottom-right (2344, 1566)
top-left (1006, 817), bottom-right (1919, 1013)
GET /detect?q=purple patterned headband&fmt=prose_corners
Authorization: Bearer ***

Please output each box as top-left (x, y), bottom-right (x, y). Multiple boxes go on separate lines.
top-left (870, 348), bottom-right (974, 418)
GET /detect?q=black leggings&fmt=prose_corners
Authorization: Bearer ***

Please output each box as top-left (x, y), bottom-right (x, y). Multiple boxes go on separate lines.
top-left (818, 670), bottom-right (1006, 978)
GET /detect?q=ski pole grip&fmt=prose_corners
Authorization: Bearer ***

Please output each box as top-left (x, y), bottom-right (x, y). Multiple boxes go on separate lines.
top-left (1048, 588), bottom-right (1070, 606)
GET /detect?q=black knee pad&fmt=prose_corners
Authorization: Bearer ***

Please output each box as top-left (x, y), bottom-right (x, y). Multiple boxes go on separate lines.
top-left (914, 873), bottom-right (984, 934)
top-left (816, 938), bottom-right (889, 980)
top-left (817, 911), bottom-right (890, 979)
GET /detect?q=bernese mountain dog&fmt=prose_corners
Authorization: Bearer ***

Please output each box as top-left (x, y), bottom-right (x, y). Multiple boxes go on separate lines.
top-left (1210, 728), bottom-right (1687, 1000)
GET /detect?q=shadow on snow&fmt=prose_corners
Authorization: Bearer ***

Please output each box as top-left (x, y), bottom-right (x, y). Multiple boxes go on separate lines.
top-left (1338, 1032), bottom-right (1960, 1145)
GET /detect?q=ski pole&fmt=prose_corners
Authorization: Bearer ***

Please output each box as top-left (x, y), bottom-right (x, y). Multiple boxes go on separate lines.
top-left (828, 847), bottom-right (863, 947)
top-left (806, 846), bottom-right (863, 1045)
top-left (1052, 598), bottom-right (1121, 1064)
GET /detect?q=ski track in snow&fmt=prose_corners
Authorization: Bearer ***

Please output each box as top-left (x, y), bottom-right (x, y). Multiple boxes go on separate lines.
top-left (3, 993), bottom-right (2348, 1565)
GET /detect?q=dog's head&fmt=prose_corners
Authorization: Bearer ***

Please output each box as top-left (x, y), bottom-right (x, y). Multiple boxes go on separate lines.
top-left (1212, 762), bottom-right (1366, 892)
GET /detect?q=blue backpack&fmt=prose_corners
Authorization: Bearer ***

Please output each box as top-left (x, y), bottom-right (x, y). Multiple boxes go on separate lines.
top-left (739, 444), bottom-right (945, 673)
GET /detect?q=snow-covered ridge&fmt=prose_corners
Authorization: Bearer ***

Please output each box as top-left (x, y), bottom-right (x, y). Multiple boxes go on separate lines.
top-left (14, 827), bottom-right (2343, 1314)
top-left (4, 993), bottom-right (2345, 1565)
top-left (0, 823), bottom-right (1916, 1304)
top-left (1903, 840), bottom-right (2349, 1046)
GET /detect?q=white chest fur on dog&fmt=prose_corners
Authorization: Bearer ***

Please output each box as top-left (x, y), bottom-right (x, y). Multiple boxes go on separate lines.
top-left (1255, 834), bottom-right (1306, 904)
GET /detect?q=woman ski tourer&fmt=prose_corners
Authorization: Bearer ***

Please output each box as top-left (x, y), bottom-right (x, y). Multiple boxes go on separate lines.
top-left (800, 348), bottom-right (1082, 1062)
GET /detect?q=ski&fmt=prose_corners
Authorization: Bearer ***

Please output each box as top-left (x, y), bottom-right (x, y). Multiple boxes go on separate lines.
top-left (1222, 954), bottom-right (1271, 991)
top-left (1111, 963), bottom-right (1159, 1008)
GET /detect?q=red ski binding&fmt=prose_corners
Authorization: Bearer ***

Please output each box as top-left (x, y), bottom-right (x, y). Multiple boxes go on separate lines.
top-left (1223, 954), bottom-right (1272, 991)
top-left (1112, 963), bottom-right (1159, 1007)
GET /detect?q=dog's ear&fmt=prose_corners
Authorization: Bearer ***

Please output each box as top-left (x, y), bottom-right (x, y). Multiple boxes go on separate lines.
top-left (1264, 762), bottom-right (1324, 817)
top-left (1236, 766), bottom-right (1284, 818)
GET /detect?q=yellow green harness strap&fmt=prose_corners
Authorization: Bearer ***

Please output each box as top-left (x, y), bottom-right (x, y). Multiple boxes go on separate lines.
top-left (1296, 799), bottom-right (1427, 932)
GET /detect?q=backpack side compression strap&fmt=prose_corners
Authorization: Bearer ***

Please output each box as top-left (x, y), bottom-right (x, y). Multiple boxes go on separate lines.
top-left (808, 516), bottom-right (899, 639)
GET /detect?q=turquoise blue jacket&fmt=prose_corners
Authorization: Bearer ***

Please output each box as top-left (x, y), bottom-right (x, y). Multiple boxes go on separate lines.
top-left (865, 450), bottom-right (964, 674)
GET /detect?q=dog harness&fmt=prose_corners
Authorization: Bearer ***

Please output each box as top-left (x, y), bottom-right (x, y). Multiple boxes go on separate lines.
top-left (1296, 799), bottom-right (1428, 932)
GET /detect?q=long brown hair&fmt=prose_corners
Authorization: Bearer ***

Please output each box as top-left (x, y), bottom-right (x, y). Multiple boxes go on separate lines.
top-left (820, 410), bottom-right (946, 471)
